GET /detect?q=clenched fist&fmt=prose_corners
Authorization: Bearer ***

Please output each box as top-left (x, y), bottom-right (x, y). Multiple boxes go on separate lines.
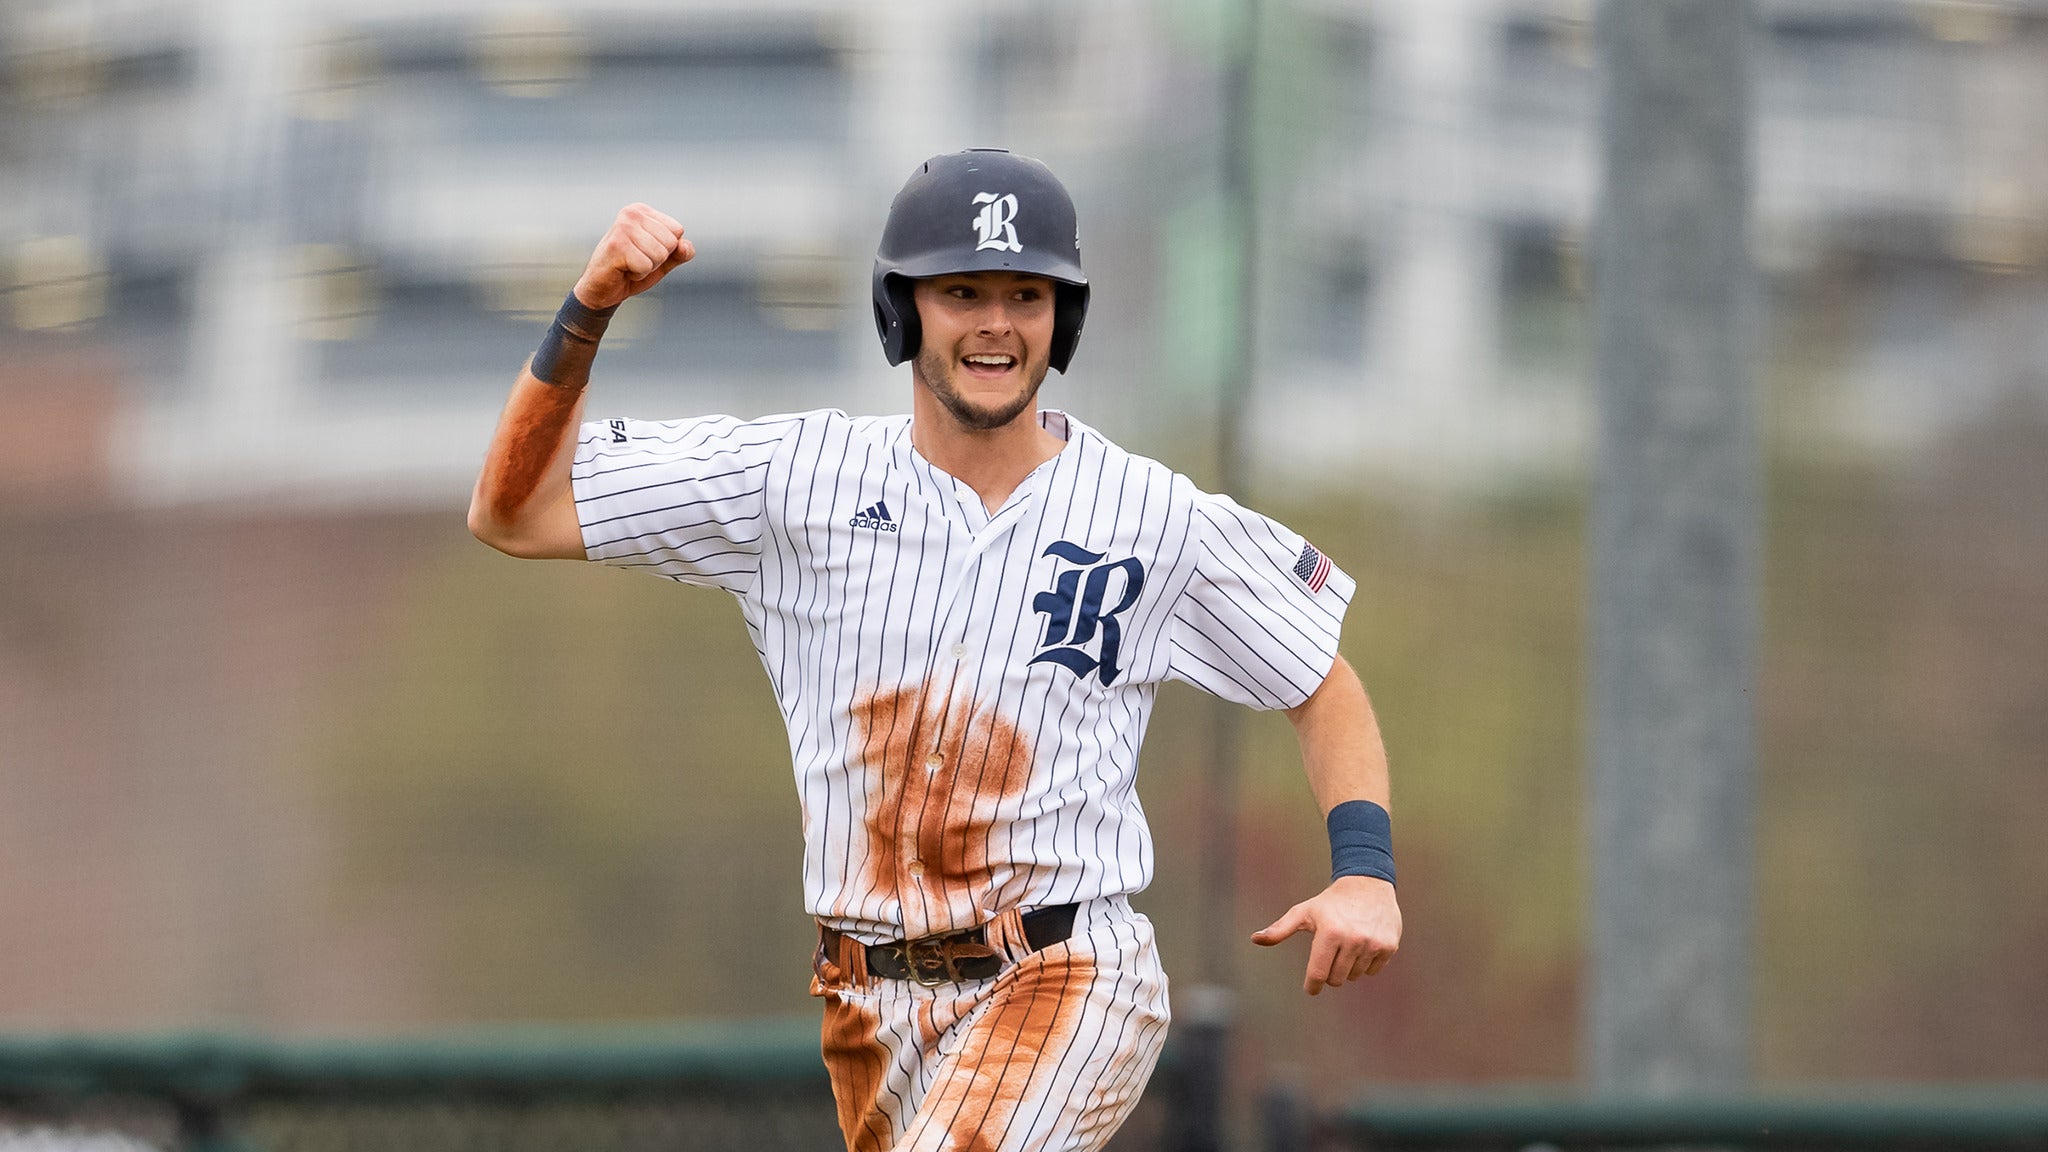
top-left (573, 203), bottom-right (695, 311)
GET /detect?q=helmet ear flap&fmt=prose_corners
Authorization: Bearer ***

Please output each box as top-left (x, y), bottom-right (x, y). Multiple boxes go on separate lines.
top-left (873, 272), bottom-right (922, 367)
top-left (1049, 282), bottom-right (1090, 374)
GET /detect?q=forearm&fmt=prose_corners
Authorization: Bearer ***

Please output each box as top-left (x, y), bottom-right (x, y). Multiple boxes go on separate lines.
top-left (472, 287), bottom-right (607, 527)
top-left (467, 361), bottom-right (589, 556)
top-left (1261, 653), bottom-right (1404, 992)
top-left (1285, 654), bottom-right (1390, 815)
top-left (469, 204), bottom-right (693, 560)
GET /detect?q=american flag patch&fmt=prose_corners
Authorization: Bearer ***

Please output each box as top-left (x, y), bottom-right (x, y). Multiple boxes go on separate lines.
top-left (1292, 542), bottom-right (1331, 593)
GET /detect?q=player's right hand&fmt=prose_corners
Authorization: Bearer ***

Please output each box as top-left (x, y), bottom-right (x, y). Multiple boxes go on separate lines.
top-left (573, 203), bottom-right (695, 311)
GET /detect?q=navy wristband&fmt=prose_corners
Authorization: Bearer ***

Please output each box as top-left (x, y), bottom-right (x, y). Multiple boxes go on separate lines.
top-left (531, 290), bottom-right (620, 384)
top-left (1328, 799), bottom-right (1396, 885)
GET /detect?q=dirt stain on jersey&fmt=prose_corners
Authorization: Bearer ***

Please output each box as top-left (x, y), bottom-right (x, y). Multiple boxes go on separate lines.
top-left (852, 672), bottom-right (1033, 935)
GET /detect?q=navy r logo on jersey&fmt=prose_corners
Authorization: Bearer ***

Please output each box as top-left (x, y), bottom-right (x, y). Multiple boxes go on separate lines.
top-left (1030, 540), bottom-right (1144, 686)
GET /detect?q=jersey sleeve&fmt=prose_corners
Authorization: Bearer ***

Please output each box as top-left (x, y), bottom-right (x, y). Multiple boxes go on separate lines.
top-left (570, 413), bottom-right (795, 593)
top-left (1164, 492), bottom-right (1356, 710)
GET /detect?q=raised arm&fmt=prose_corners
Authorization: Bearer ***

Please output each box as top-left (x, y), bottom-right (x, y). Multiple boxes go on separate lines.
top-left (1251, 653), bottom-right (1405, 995)
top-left (467, 203), bottom-right (695, 559)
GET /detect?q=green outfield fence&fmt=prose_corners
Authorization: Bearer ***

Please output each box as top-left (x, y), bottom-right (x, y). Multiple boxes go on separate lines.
top-left (0, 1023), bottom-right (1174, 1151)
top-left (0, 1021), bottom-right (842, 1152)
top-left (3, 1028), bottom-right (2044, 1152)
top-left (1281, 1085), bottom-right (2048, 1152)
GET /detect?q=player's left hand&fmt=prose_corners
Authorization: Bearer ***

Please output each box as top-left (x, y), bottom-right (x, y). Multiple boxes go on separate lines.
top-left (1251, 875), bottom-right (1401, 996)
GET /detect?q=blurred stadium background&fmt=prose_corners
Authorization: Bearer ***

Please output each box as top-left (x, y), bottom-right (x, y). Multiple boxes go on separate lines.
top-left (2, 0), bottom-right (2045, 1147)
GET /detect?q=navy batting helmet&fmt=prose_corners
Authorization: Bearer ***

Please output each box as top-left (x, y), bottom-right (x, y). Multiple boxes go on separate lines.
top-left (873, 149), bottom-right (1090, 372)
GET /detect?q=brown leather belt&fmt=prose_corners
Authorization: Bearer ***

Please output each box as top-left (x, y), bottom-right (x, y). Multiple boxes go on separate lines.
top-left (825, 904), bottom-right (1079, 986)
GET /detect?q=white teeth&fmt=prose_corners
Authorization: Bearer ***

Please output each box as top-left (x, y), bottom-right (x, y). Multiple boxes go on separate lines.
top-left (964, 355), bottom-right (1014, 366)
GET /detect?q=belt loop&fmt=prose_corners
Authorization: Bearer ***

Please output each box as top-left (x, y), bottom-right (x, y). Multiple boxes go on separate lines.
top-left (816, 924), bottom-right (874, 991)
top-left (987, 906), bottom-right (1032, 963)
top-left (841, 928), bottom-right (872, 990)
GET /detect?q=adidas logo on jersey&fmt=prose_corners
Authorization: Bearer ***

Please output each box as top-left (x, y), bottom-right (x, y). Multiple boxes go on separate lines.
top-left (849, 500), bottom-right (899, 533)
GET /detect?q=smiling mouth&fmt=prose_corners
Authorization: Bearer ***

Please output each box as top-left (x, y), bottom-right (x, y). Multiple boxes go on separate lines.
top-left (960, 353), bottom-right (1017, 376)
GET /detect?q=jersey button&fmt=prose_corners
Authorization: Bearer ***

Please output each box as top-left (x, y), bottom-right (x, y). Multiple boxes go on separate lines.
top-left (907, 858), bottom-right (925, 878)
top-left (950, 643), bottom-right (968, 660)
top-left (924, 754), bottom-right (943, 773)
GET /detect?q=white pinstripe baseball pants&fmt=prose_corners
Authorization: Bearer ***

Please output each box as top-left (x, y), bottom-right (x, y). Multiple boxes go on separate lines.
top-left (812, 895), bottom-right (1172, 1152)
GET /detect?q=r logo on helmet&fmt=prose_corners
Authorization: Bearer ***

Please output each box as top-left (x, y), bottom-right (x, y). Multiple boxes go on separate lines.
top-left (971, 192), bottom-right (1023, 254)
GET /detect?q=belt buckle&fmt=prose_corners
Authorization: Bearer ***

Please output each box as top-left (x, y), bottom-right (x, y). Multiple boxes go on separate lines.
top-left (903, 935), bottom-right (957, 987)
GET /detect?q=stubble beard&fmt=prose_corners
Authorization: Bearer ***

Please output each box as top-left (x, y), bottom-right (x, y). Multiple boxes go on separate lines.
top-left (913, 344), bottom-right (1049, 432)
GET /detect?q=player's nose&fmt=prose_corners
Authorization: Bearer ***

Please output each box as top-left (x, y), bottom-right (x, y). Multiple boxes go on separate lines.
top-left (974, 298), bottom-right (1015, 336)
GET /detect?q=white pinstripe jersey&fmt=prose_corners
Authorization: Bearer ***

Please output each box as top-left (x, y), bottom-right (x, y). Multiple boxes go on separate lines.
top-left (571, 407), bottom-right (1354, 944)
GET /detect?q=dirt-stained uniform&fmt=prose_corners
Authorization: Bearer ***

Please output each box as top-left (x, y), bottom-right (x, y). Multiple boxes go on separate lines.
top-left (571, 396), bottom-right (1353, 1150)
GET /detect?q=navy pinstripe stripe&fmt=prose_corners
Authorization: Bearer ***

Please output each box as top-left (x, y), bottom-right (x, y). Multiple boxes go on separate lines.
top-left (1075, 453), bottom-right (1139, 895)
top-left (580, 489), bottom-right (761, 531)
top-left (838, 465), bottom-right (932, 920)
top-left (763, 414), bottom-right (815, 696)
top-left (586, 517), bottom-right (763, 554)
top-left (1176, 591), bottom-right (1318, 701)
top-left (579, 463), bottom-right (768, 505)
top-left (1029, 434), bottom-right (1095, 906)
top-left (885, 508), bottom-right (955, 929)
top-left (593, 533), bottom-right (764, 564)
top-left (791, 420), bottom-right (854, 906)
top-left (953, 534), bottom-right (1022, 912)
top-left (782, 419), bottom-right (852, 773)
top-left (1078, 1010), bottom-right (1169, 1144)
top-left (974, 444), bottom-right (1065, 904)
top-left (1166, 638), bottom-right (1272, 704)
top-left (1013, 432), bottom-right (1087, 902)
top-left (1051, 443), bottom-right (1125, 906)
top-left (828, 427), bottom-right (920, 922)
top-left (798, 430), bottom-right (872, 906)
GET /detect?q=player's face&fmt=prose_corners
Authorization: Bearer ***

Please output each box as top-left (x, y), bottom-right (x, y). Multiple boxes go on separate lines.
top-left (910, 272), bottom-right (1056, 432)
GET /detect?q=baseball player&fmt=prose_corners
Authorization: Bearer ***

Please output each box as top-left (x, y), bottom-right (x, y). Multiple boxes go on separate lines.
top-left (468, 150), bottom-right (1401, 1152)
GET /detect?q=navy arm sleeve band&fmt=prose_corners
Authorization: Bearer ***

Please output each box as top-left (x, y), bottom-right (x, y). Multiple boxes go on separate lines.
top-left (531, 290), bottom-right (620, 385)
top-left (1328, 799), bottom-right (1396, 885)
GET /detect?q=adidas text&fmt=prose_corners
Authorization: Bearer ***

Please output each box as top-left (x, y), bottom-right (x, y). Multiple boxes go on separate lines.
top-left (850, 500), bottom-right (899, 533)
